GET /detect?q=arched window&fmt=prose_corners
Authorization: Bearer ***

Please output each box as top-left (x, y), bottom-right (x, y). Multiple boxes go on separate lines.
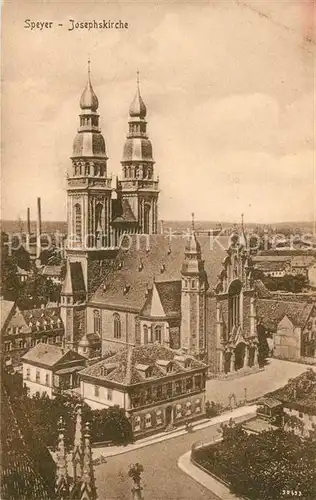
top-left (74, 203), bottom-right (82, 243)
top-left (94, 309), bottom-right (102, 335)
top-left (95, 203), bottom-right (103, 232)
top-left (228, 280), bottom-right (242, 332)
top-left (143, 325), bottom-right (148, 344)
top-left (113, 313), bottom-right (121, 339)
top-left (134, 415), bottom-right (141, 431)
top-left (144, 204), bottom-right (151, 234)
top-left (145, 413), bottom-right (152, 428)
top-left (154, 325), bottom-right (162, 343)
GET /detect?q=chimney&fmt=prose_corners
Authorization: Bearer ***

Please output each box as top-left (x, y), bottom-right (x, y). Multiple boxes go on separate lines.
top-left (36, 197), bottom-right (42, 259)
top-left (27, 207), bottom-right (31, 234)
top-left (26, 207), bottom-right (31, 251)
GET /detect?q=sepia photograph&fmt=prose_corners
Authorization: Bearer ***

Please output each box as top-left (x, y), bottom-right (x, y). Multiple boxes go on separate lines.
top-left (1, 0), bottom-right (316, 499)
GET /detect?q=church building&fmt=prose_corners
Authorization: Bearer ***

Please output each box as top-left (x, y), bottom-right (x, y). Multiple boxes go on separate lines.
top-left (60, 64), bottom-right (260, 377)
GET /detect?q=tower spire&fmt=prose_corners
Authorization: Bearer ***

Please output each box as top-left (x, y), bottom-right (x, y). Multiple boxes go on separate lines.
top-left (72, 404), bottom-right (83, 482)
top-left (191, 212), bottom-right (195, 232)
top-left (80, 422), bottom-right (97, 500)
top-left (55, 417), bottom-right (69, 499)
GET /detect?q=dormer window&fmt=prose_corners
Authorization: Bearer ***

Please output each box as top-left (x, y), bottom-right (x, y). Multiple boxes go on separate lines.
top-left (174, 355), bottom-right (192, 369)
top-left (156, 359), bottom-right (173, 373)
top-left (138, 260), bottom-right (144, 272)
top-left (123, 284), bottom-right (130, 295)
top-left (136, 364), bottom-right (153, 378)
top-left (118, 261), bottom-right (123, 270)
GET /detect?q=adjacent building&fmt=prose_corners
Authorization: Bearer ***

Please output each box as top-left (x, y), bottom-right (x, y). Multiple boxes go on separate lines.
top-left (257, 296), bottom-right (316, 361)
top-left (79, 344), bottom-right (207, 437)
top-left (22, 343), bottom-right (86, 397)
top-left (1, 302), bottom-right (64, 368)
top-left (271, 369), bottom-right (316, 438)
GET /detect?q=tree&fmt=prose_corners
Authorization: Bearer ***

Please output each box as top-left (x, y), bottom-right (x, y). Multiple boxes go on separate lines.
top-left (91, 406), bottom-right (133, 445)
top-left (17, 274), bottom-right (61, 309)
top-left (193, 425), bottom-right (316, 500)
top-left (257, 323), bottom-right (270, 367)
top-left (283, 413), bottom-right (305, 435)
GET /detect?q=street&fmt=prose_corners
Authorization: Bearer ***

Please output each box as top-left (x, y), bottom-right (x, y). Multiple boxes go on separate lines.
top-left (95, 423), bottom-right (222, 500)
top-left (94, 358), bottom-right (316, 500)
top-left (206, 358), bottom-right (316, 406)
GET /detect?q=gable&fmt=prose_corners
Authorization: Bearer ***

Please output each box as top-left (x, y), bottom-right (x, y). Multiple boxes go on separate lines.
top-left (5, 307), bottom-right (29, 334)
top-left (1, 300), bottom-right (16, 332)
top-left (277, 315), bottom-right (295, 331)
top-left (54, 349), bottom-right (86, 367)
top-left (150, 284), bottom-right (166, 317)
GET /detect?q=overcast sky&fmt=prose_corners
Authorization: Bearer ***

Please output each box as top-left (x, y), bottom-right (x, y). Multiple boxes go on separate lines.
top-left (2, 0), bottom-right (315, 224)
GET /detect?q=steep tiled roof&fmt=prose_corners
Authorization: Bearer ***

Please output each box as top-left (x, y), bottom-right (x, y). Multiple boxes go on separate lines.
top-left (62, 261), bottom-right (85, 296)
top-left (112, 199), bottom-right (137, 224)
top-left (257, 299), bottom-right (313, 330)
top-left (70, 262), bottom-right (85, 294)
top-left (155, 281), bottom-right (182, 316)
top-left (90, 234), bottom-right (229, 311)
top-left (1, 299), bottom-right (15, 331)
top-left (253, 280), bottom-right (273, 299)
top-left (21, 307), bottom-right (63, 333)
top-left (141, 281), bottom-right (181, 318)
top-left (270, 369), bottom-right (316, 413)
top-left (79, 344), bottom-right (207, 386)
top-left (21, 343), bottom-right (84, 367)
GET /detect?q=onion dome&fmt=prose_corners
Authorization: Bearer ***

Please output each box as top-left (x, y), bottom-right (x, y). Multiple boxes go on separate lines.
top-left (72, 60), bottom-right (107, 158)
top-left (129, 85), bottom-right (147, 118)
top-left (122, 72), bottom-right (154, 163)
top-left (80, 61), bottom-right (99, 111)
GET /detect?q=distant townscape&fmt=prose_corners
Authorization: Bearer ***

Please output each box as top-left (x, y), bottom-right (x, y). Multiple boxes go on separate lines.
top-left (1, 65), bottom-right (316, 500)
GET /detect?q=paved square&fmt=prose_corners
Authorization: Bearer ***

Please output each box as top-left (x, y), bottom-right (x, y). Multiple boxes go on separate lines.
top-left (206, 358), bottom-right (316, 406)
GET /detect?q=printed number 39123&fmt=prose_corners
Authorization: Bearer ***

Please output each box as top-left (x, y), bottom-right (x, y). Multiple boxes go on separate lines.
top-left (282, 491), bottom-right (302, 497)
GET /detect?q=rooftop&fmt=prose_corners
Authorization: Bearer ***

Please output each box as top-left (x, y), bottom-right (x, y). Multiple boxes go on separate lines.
top-left (90, 234), bottom-right (229, 311)
top-left (79, 344), bottom-right (207, 386)
top-left (257, 298), bottom-right (313, 330)
top-left (21, 343), bottom-right (84, 367)
top-left (270, 369), bottom-right (316, 414)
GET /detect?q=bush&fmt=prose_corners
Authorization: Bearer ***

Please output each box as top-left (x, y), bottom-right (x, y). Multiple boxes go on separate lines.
top-left (3, 372), bottom-right (133, 451)
top-left (193, 424), bottom-right (316, 500)
top-left (205, 400), bottom-right (223, 418)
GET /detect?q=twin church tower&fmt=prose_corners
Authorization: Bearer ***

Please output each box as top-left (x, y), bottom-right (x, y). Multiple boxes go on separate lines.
top-left (67, 63), bottom-right (159, 253)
